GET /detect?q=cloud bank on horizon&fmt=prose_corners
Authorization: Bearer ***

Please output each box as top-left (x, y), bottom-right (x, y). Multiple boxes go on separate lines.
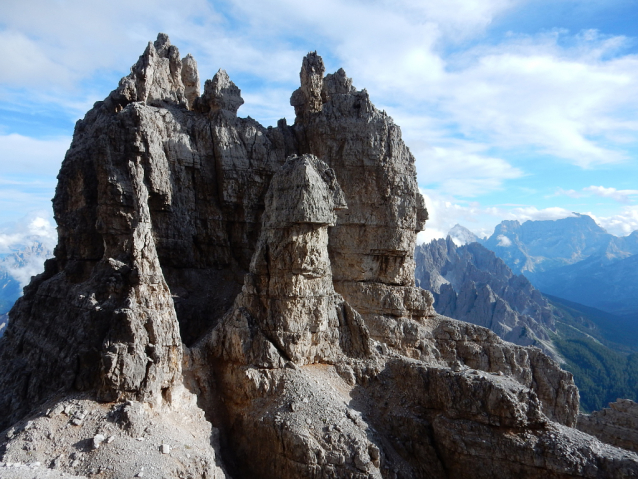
top-left (1, 0), bottom-right (638, 243)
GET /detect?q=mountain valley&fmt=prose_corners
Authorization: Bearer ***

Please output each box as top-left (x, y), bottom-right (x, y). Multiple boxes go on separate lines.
top-left (419, 223), bottom-right (638, 413)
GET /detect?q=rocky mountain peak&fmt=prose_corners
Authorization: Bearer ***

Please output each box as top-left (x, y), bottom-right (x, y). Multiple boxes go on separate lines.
top-left (1, 35), bottom-right (637, 479)
top-left (181, 53), bottom-right (200, 108)
top-left (201, 68), bottom-right (244, 115)
top-left (110, 32), bottom-right (197, 110)
top-left (291, 51), bottom-right (326, 116)
top-left (448, 223), bottom-right (480, 245)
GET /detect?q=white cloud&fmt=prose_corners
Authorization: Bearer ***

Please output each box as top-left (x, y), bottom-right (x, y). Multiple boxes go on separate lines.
top-left (437, 31), bottom-right (638, 168)
top-left (588, 206), bottom-right (638, 236)
top-left (0, 0), bottom-right (219, 88)
top-left (583, 185), bottom-right (638, 204)
top-left (416, 189), bottom-right (488, 244)
top-left (552, 185), bottom-right (638, 204)
top-left (0, 134), bottom-right (70, 176)
top-left (0, 214), bottom-right (57, 254)
top-left (488, 206), bottom-right (576, 223)
top-left (6, 255), bottom-right (49, 288)
top-left (0, 214), bottom-right (56, 287)
top-left (380, 0), bottom-right (517, 38)
top-left (496, 234), bottom-right (512, 247)
top-left (552, 188), bottom-right (584, 199)
top-left (415, 141), bottom-right (523, 197)
top-left (0, 31), bottom-right (72, 86)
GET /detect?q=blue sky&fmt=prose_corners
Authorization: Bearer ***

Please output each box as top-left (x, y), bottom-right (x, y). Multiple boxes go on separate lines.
top-left (1, 0), bottom-right (638, 250)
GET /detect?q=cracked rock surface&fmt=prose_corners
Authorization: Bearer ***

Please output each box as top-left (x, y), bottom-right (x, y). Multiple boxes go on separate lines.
top-left (577, 399), bottom-right (638, 454)
top-left (1, 33), bottom-right (638, 478)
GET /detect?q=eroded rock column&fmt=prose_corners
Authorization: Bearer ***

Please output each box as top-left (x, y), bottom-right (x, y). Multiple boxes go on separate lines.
top-left (212, 154), bottom-right (371, 366)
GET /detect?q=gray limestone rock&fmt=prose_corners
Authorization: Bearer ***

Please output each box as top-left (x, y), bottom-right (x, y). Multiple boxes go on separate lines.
top-left (181, 53), bottom-right (200, 110)
top-left (201, 69), bottom-right (244, 115)
top-left (0, 34), bottom-right (637, 479)
top-left (207, 153), bottom-right (371, 367)
top-left (577, 399), bottom-right (638, 453)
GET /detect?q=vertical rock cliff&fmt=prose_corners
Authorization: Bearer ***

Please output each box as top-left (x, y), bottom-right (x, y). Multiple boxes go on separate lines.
top-left (1, 34), bottom-right (638, 478)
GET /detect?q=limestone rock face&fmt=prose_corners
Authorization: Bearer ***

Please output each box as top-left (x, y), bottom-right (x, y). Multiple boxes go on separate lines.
top-left (209, 154), bottom-right (370, 366)
top-left (1, 34), bottom-right (638, 478)
top-left (290, 53), bottom-right (434, 356)
top-left (577, 399), bottom-right (638, 454)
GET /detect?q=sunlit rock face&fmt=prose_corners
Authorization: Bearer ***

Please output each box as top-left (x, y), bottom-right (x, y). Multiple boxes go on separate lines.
top-left (1, 34), bottom-right (637, 479)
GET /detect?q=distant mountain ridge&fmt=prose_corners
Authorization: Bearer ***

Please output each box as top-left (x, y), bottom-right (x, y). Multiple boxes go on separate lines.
top-left (415, 237), bottom-right (638, 412)
top-left (481, 214), bottom-right (638, 275)
top-left (415, 237), bottom-right (560, 360)
top-left (449, 215), bottom-right (638, 319)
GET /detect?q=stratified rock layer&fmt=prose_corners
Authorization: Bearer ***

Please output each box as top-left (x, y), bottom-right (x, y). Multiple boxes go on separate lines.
top-left (1, 34), bottom-right (638, 478)
top-left (577, 399), bottom-right (638, 454)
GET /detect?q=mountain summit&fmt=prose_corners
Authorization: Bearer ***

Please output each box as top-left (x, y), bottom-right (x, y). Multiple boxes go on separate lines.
top-left (477, 216), bottom-right (638, 317)
top-left (1, 34), bottom-right (637, 478)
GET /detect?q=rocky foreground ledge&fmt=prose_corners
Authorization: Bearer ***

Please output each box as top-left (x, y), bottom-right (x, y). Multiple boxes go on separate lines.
top-left (1, 33), bottom-right (637, 478)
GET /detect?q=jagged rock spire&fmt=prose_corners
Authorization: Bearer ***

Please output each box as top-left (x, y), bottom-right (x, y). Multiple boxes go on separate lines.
top-left (201, 69), bottom-right (244, 115)
top-left (181, 53), bottom-right (200, 109)
top-left (111, 33), bottom-right (200, 110)
top-left (212, 154), bottom-right (370, 366)
top-left (290, 52), bottom-right (325, 116)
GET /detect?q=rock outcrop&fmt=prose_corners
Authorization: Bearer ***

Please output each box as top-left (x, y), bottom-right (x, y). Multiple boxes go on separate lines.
top-left (1, 34), bottom-right (638, 478)
top-left (577, 399), bottom-right (638, 454)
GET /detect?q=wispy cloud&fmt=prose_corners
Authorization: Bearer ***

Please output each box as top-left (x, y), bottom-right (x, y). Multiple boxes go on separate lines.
top-left (584, 185), bottom-right (638, 203)
top-left (587, 205), bottom-right (638, 236)
top-left (0, 214), bottom-right (57, 254)
top-left (0, 133), bottom-right (70, 176)
top-left (416, 141), bottom-right (524, 197)
top-left (436, 30), bottom-right (638, 168)
top-left (552, 185), bottom-right (638, 203)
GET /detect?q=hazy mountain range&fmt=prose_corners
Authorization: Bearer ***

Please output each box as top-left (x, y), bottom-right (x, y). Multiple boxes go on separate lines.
top-left (416, 234), bottom-right (638, 412)
top-left (0, 241), bottom-right (53, 337)
top-left (448, 215), bottom-right (638, 321)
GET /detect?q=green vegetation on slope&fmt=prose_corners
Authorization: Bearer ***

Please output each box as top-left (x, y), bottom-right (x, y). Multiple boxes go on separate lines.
top-left (552, 334), bottom-right (638, 412)
top-left (547, 293), bottom-right (638, 353)
top-left (547, 296), bottom-right (638, 412)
